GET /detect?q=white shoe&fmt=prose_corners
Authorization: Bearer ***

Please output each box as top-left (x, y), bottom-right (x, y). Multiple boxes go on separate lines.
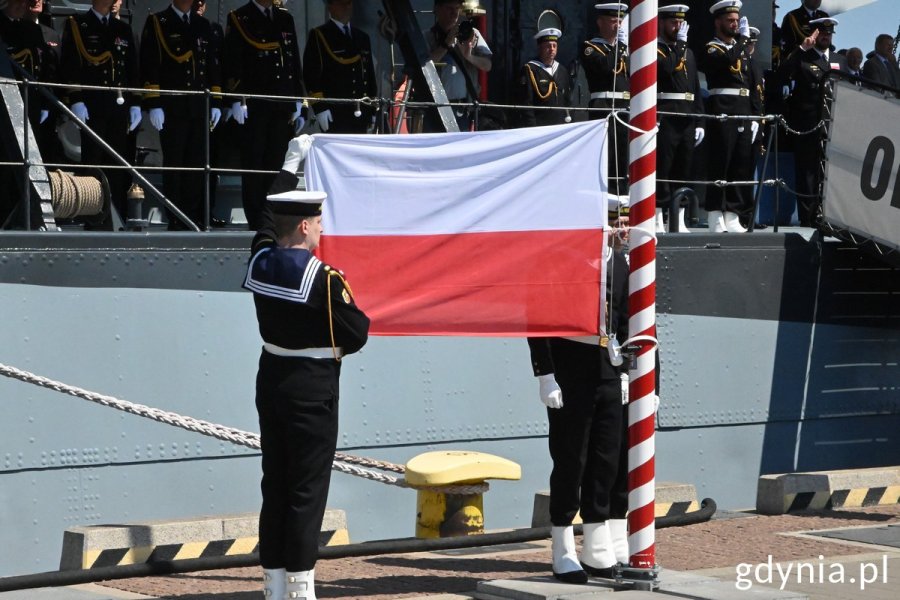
top-left (550, 525), bottom-right (588, 583)
top-left (670, 207), bottom-right (691, 233)
top-left (608, 519), bottom-right (630, 565)
top-left (262, 568), bottom-right (285, 599)
top-left (580, 521), bottom-right (616, 576)
top-left (285, 568), bottom-right (316, 600)
top-left (724, 211), bottom-right (747, 232)
top-left (707, 210), bottom-right (725, 233)
top-left (655, 208), bottom-right (666, 234)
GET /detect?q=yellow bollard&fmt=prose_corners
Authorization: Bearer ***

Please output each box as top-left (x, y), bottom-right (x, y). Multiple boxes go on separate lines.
top-left (405, 451), bottom-right (521, 538)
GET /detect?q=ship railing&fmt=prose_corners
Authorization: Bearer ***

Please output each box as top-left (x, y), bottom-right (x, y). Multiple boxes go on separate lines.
top-left (1, 75), bottom-right (849, 234)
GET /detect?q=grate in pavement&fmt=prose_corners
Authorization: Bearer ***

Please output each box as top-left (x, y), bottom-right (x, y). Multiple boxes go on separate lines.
top-left (809, 524), bottom-right (900, 548)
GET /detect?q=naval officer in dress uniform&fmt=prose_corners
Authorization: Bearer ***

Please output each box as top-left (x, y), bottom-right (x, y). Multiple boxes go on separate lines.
top-left (140, 0), bottom-right (223, 230)
top-left (303, 0), bottom-right (378, 134)
top-left (60, 0), bottom-right (142, 223)
top-left (528, 201), bottom-right (631, 583)
top-left (514, 27), bottom-right (572, 128)
top-left (244, 136), bottom-right (370, 600)
top-left (654, 3), bottom-right (704, 233)
top-left (224, 0), bottom-right (306, 230)
top-left (697, 0), bottom-right (754, 233)
top-left (581, 3), bottom-right (630, 196)
top-left (780, 0), bottom-right (829, 58)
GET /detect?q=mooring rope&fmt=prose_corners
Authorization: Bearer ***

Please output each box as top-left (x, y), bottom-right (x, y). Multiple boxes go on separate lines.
top-left (0, 362), bottom-right (488, 495)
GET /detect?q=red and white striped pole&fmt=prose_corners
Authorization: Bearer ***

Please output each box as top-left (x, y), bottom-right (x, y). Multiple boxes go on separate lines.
top-left (626, 0), bottom-right (658, 578)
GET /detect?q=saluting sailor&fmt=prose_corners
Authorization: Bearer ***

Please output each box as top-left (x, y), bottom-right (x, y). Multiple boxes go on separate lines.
top-left (581, 2), bottom-right (630, 196)
top-left (697, 0), bottom-right (754, 233)
top-left (515, 27), bottom-right (572, 128)
top-left (303, 0), bottom-right (378, 134)
top-left (654, 3), bottom-right (704, 233)
top-left (244, 136), bottom-right (370, 600)
top-left (224, 0), bottom-right (307, 230)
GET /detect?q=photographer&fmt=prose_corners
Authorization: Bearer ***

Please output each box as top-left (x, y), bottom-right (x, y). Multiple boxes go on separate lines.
top-left (424, 0), bottom-right (492, 131)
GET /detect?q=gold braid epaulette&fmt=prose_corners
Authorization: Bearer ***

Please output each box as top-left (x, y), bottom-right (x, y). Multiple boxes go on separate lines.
top-left (325, 267), bottom-right (356, 361)
top-left (10, 49), bottom-right (34, 72)
top-left (526, 64), bottom-right (555, 100)
top-left (68, 16), bottom-right (113, 70)
top-left (314, 27), bottom-right (362, 66)
top-left (228, 12), bottom-right (280, 51)
top-left (585, 41), bottom-right (607, 56)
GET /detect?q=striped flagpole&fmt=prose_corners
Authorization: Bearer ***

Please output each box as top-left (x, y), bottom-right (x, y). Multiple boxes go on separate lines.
top-left (626, 0), bottom-right (658, 575)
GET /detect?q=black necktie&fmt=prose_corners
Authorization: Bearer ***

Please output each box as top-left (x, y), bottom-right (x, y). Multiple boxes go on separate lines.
top-left (264, 7), bottom-right (271, 21)
top-left (343, 24), bottom-right (351, 37)
top-left (183, 14), bottom-right (189, 25)
top-left (101, 16), bottom-right (108, 26)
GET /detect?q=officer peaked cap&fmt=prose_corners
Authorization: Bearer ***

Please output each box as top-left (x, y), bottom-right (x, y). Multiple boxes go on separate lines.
top-left (659, 4), bottom-right (689, 19)
top-left (809, 17), bottom-right (839, 33)
top-left (267, 190), bottom-right (327, 217)
top-left (594, 3), bottom-right (629, 17)
top-left (709, 0), bottom-right (742, 16)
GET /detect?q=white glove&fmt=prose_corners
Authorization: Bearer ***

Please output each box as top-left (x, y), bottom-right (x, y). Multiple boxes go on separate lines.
top-left (694, 127), bottom-right (705, 146)
top-left (39, 110), bottom-right (49, 124)
top-left (128, 106), bottom-right (142, 132)
top-left (316, 108), bottom-right (332, 132)
top-left (223, 107), bottom-right (233, 123)
top-left (677, 21), bottom-right (689, 43)
top-left (537, 374), bottom-right (563, 409)
top-left (750, 121), bottom-right (759, 143)
top-left (71, 101), bottom-right (89, 122)
top-left (281, 134), bottom-right (314, 174)
top-left (782, 84), bottom-right (791, 99)
top-left (738, 16), bottom-right (750, 39)
top-left (209, 107), bottom-right (222, 130)
top-left (291, 101), bottom-right (306, 133)
top-left (617, 16), bottom-right (629, 46)
top-left (231, 100), bottom-right (248, 125)
top-left (149, 107), bottom-right (165, 131)
top-left (620, 373), bottom-right (629, 405)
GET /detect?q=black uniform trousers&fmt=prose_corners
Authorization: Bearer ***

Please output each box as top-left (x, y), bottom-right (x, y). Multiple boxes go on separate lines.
top-left (546, 339), bottom-right (626, 525)
top-left (704, 119), bottom-right (752, 214)
top-left (240, 100), bottom-right (294, 230)
top-left (160, 100), bottom-right (208, 230)
top-left (790, 117), bottom-right (824, 226)
top-left (80, 102), bottom-right (130, 218)
top-left (589, 103), bottom-right (629, 196)
top-left (256, 351), bottom-right (340, 571)
top-left (656, 115), bottom-right (695, 209)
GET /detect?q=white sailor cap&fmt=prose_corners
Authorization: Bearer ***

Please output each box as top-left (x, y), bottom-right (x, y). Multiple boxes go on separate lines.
top-left (809, 17), bottom-right (839, 32)
top-left (659, 4), bottom-right (689, 19)
top-left (607, 195), bottom-right (630, 218)
top-left (266, 190), bottom-right (327, 216)
top-left (709, 0), bottom-right (741, 16)
top-left (534, 27), bottom-right (562, 42)
top-left (594, 3), bottom-right (629, 17)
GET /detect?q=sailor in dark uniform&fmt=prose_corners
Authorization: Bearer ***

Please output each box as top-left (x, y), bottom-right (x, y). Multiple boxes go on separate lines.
top-left (244, 136), bottom-right (369, 600)
top-left (738, 25), bottom-right (766, 230)
top-left (777, 17), bottom-right (847, 226)
top-left (654, 4), bottom-right (704, 233)
top-left (141, 0), bottom-right (223, 230)
top-left (60, 0), bottom-right (142, 222)
top-left (528, 201), bottom-right (630, 583)
top-left (1, 0), bottom-right (53, 136)
top-left (515, 27), bottom-right (572, 128)
top-left (779, 0), bottom-right (828, 58)
top-left (224, 0), bottom-right (306, 230)
top-left (697, 0), bottom-right (753, 233)
top-left (581, 2), bottom-right (630, 196)
top-left (303, 0), bottom-right (377, 134)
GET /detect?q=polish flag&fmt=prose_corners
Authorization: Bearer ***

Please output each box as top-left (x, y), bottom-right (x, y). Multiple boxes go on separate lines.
top-left (306, 121), bottom-right (609, 337)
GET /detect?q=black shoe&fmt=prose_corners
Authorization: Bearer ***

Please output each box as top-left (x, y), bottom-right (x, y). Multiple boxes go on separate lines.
top-left (753, 222), bottom-right (768, 230)
top-left (553, 568), bottom-right (588, 584)
top-left (581, 562), bottom-right (616, 578)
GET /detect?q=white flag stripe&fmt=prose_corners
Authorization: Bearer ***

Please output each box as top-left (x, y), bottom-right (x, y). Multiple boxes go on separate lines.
top-left (306, 122), bottom-right (609, 237)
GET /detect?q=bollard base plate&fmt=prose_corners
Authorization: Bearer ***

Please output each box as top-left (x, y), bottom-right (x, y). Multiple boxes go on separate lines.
top-left (616, 563), bottom-right (660, 591)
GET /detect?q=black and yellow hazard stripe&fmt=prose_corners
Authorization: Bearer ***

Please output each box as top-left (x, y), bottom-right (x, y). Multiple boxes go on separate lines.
top-left (655, 500), bottom-right (700, 518)
top-left (783, 485), bottom-right (900, 514)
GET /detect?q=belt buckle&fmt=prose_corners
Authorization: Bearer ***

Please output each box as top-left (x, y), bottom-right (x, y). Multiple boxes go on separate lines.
top-left (685, 92), bottom-right (694, 101)
top-left (739, 88), bottom-right (749, 97)
top-left (623, 92), bottom-right (631, 100)
top-left (600, 336), bottom-right (609, 348)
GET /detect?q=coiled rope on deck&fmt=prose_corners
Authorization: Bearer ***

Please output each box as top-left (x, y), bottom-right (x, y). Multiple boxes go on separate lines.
top-left (0, 362), bottom-right (488, 495)
top-left (48, 170), bottom-right (104, 218)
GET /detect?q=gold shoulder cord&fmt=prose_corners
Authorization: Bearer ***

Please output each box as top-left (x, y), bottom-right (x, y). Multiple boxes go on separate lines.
top-left (585, 41), bottom-right (607, 56)
top-left (152, 15), bottom-right (195, 64)
top-left (10, 49), bottom-right (34, 73)
top-left (788, 14), bottom-right (806, 42)
top-left (527, 65), bottom-right (556, 100)
top-left (229, 12), bottom-right (280, 51)
top-left (314, 28), bottom-right (362, 65)
top-left (325, 269), bottom-right (357, 362)
top-left (68, 16), bottom-right (114, 78)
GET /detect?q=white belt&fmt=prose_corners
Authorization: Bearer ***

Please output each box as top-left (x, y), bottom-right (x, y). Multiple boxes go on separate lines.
top-left (590, 91), bottom-right (630, 100)
top-left (708, 87), bottom-right (749, 97)
top-left (658, 92), bottom-right (694, 101)
top-left (263, 343), bottom-right (343, 359)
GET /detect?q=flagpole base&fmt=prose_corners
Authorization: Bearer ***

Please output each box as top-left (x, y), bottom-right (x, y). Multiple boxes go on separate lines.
top-left (616, 564), bottom-right (661, 591)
